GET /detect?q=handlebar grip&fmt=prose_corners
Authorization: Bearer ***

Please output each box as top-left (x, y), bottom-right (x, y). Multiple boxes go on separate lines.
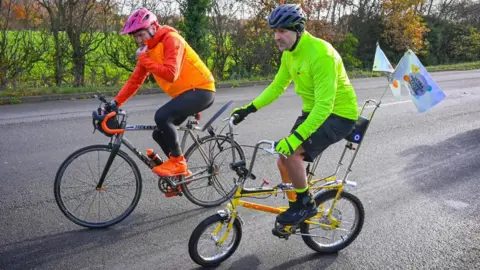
top-left (101, 112), bottom-right (124, 135)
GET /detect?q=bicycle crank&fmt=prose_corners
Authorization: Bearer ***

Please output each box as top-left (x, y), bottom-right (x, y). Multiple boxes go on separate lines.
top-left (271, 221), bottom-right (297, 240)
top-left (158, 177), bottom-right (183, 197)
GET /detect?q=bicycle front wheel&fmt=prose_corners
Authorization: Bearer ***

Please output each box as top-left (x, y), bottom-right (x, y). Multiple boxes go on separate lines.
top-left (54, 144), bottom-right (142, 229)
top-left (189, 213), bottom-right (242, 267)
top-left (182, 135), bottom-right (245, 207)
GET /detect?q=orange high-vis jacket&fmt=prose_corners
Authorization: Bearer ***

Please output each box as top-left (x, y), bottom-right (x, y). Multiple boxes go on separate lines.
top-left (114, 25), bottom-right (215, 106)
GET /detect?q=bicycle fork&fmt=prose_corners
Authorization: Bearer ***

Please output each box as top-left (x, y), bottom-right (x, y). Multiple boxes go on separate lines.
top-left (96, 137), bottom-right (122, 190)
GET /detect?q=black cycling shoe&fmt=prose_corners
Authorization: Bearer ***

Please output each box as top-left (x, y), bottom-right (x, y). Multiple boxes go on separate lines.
top-left (276, 194), bottom-right (317, 225)
top-left (288, 200), bottom-right (295, 207)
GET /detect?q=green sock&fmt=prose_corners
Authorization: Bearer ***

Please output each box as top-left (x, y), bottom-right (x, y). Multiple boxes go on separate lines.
top-left (294, 186), bottom-right (308, 193)
top-left (295, 186), bottom-right (312, 205)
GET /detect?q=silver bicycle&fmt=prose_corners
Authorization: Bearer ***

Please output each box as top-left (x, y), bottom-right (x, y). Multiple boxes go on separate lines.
top-left (54, 95), bottom-right (245, 229)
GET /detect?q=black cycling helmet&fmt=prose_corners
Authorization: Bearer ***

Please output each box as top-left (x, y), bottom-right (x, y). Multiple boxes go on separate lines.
top-left (268, 4), bottom-right (306, 33)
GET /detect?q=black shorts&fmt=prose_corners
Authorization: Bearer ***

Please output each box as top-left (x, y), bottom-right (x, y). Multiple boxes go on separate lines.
top-left (291, 112), bottom-right (356, 162)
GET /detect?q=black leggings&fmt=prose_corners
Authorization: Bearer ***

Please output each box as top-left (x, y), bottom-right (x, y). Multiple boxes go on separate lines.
top-left (152, 89), bottom-right (215, 157)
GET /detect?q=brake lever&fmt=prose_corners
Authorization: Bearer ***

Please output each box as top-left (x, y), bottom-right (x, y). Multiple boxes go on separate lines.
top-left (263, 141), bottom-right (287, 159)
top-left (92, 119), bottom-right (97, 134)
top-left (223, 115), bottom-right (235, 122)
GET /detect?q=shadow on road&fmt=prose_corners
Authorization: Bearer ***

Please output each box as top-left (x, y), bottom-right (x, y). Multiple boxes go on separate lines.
top-left (398, 128), bottom-right (480, 193)
top-left (0, 206), bottom-right (211, 270)
top-left (226, 254), bottom-right (262, 269)
top-left (268, 252), bottom-right (338, 270)
top-left (189, 252), bottom-right (337, 270)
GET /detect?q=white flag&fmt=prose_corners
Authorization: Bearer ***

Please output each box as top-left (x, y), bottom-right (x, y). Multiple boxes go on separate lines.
top-left (372, 43), bottom-right (395, 73)
top-left (390, 49), bottom-right (446, 113)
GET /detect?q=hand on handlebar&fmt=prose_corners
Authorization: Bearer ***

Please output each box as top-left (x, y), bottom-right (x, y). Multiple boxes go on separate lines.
top-left (109, 100), bottom-right (118, 109)
top-left (103, 99), bottom-right (118, 113)
top-left (223, 114), bottom-right (240, 123)
top-left (93, 95), bottom-right (119, 116)
top-left (230, 103), bottom-right (257, 125)
top-left (262, 140), bottom-right (287, 159)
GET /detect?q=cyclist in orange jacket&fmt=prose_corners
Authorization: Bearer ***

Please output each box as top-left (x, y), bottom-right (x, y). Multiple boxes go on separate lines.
top-left (111, 8), bottom-right (216, 177)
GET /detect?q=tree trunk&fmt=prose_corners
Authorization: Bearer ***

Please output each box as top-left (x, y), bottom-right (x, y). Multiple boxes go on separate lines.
top-left (0, 36), bottom-right (5, 90)
top-left (331, 0), bottom-right (337, 25)
top-left (0, 70), bottom-right (7, 90)
top-left (72, 50), bottom-right (85, 87)
top-left (68, 24), bottom-right (85, 87)
top-left (52, 30), bottom-right (63, 86)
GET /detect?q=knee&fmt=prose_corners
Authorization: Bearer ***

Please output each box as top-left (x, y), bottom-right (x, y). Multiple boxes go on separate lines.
top-left (152, 129), bottom-right (162, 142)
top-left (277, 155), bottom-right (288, 171)
top-left (282, 153), bottom-right (304, 167)
top-left (154, 110), bottom-right (169, 127)
top-left (277, 153), bottom-right (303, 171)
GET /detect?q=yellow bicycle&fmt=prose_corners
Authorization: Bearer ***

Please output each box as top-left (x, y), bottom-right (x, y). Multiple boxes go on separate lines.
top-left (188, 99), bottom-right (380, 267)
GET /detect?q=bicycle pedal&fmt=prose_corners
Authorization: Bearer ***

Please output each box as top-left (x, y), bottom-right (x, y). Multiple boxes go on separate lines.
top-left (271, 228), bottom-right (289, 239)
top-left (272, 222), bottom-right (295, 240)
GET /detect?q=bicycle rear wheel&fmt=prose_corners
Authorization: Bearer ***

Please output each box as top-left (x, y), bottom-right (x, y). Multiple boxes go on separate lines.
top-left (300, 190), bottom-right (364, 253)
top-left (54, 144), bottom-right (142, 229)
top-left (182, 135), bottom-right (244, 207)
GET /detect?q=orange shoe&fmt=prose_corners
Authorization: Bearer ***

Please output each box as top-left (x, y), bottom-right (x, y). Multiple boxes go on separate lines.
top-left (152, 154), bottom-right (188, 177)
top-left (165, 186), bottom-right (181, 197)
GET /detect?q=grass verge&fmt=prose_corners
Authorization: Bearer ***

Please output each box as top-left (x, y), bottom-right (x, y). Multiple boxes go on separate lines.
top-left (1, 61), bottom-right (478, 101)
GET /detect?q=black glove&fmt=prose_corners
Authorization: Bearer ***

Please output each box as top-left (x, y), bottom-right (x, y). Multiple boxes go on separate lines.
top-left (105, 100), bottom-right (118, 112)
top-left (230, 103), bottom-right (257, 125)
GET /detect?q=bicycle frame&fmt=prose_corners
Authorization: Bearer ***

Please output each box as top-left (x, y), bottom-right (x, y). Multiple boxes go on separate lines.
top-left (213, 99), bottom-right (381, 244)
top-left (95, 100), bottom-right (240, 190)
top-left (240, 99), bottom-right (380, 190)
top-left (307, 98), bottom-right (381, 188)
top-left (215, 140), bottom-right (350, 240)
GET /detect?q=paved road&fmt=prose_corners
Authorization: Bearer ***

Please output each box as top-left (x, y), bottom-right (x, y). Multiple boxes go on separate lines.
top-left (1, 70), bottom-right (479, 270)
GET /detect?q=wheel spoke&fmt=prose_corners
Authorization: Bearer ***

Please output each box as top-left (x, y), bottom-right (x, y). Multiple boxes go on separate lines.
top-left (300, 191), bottom-right (364, 252)
top-left (55, 146), bottom-right (141, 228)
top-left (183, 136), bottom-right (243, 207)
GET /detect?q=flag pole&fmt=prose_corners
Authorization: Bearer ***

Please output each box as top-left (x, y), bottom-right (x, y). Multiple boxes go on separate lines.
top-left (371, 41), bottom-right (396, 106)
top-left (377, 72), bottom-right (394, 105)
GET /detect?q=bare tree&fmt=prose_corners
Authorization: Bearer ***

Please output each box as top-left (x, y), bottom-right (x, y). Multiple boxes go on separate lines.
top-left (207, 0), bottom-right (244, 79)
top-left (36, 0), bottom-right (70, 86)
top-left (217, 0), bottom-right (283, 79)
top-left (0, 0), bottom-right (48, 89)
top-left (37, 0), bottom-right (116, 87)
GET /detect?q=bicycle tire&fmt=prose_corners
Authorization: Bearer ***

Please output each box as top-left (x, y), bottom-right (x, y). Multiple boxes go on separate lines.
top-left (54, 144), bottom-right (142, 229)
top-left (188, 213), bottom-right (242, 267)
top-left (182, 135), bottom-right (245, 207)
top-left (300, 190), bottom-right (364, 253)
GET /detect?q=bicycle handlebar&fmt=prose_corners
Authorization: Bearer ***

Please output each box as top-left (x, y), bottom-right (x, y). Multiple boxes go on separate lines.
top-left (94, 94), bottom-right (118, 112)
top-left (222, 114), bottom-right (286, 158)
top-left (92, 94), bottom-right (124, 136)
top-left (223, 114), bottom-right (239, 135)
top-left (101, 111), bottom-right (124, 134)
top-left (261, 140), bottom-right (278, 155)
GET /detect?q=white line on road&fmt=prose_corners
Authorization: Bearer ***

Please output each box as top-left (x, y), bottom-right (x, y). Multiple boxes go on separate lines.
top-left (364, 99), bottom-right (412, 108)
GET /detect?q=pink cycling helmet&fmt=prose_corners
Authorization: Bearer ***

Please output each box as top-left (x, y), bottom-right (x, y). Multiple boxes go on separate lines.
top-left (121, 8), bottom-right (158, 35)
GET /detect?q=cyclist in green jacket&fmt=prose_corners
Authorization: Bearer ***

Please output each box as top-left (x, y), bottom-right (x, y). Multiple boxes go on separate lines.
top-left (231, 4), bottom-right (359, 226)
